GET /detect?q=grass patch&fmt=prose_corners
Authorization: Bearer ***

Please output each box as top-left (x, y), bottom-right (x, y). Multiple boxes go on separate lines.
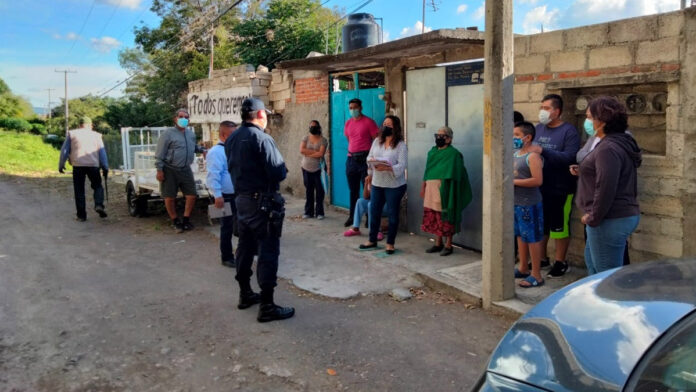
top-left (0, 130), bottom-right (65, 176)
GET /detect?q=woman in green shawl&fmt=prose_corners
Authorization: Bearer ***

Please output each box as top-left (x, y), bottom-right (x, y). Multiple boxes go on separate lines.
top-left (420, 126), bottom-right (472, 256)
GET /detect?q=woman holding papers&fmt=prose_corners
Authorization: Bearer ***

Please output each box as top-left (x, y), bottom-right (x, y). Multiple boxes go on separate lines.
top-left (359, 115), bottom-right (408, 255)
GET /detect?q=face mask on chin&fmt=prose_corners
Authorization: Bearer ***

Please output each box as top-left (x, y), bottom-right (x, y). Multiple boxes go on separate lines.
top-left (538, 109), bottom-right (552, 125)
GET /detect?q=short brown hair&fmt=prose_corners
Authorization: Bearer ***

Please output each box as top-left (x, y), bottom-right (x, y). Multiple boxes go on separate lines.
top-left (589, 96), bottom-right (628, 134)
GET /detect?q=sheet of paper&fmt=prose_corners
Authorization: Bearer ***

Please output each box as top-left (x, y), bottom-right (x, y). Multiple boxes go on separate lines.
top-left (208, 202), bottom-right (233, 219)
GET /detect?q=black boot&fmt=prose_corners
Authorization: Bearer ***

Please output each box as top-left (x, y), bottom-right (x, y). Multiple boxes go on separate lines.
top-left (257, 289), bottom-right (295, 322)
top-left (238, 290), bottom-right (261, 309)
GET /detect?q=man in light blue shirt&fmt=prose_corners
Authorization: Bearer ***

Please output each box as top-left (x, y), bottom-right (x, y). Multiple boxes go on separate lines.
top-left (207, 121), bottom-right (238, 268)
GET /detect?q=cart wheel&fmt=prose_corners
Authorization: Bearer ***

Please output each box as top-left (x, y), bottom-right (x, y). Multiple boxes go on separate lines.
top-left (126, 182), bottom-right (147, 217)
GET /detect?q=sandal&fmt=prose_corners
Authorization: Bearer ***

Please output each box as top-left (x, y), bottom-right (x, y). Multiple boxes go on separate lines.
top-left (519, 275), bottom-right (545, 288)
top-left (514, 268), bottom-right (530, 279)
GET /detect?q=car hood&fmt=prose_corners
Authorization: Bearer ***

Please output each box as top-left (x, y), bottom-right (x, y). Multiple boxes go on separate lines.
top-left (486, 259), bottom-right (696, 392)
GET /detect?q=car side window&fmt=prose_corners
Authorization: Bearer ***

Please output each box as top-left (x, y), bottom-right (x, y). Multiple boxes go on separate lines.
top-left (627, 312), bottom-right (696, 391)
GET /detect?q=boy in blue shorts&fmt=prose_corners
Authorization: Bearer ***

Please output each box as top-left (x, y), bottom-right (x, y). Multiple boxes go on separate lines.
top-left (513, 121), bottom-right (545, 288)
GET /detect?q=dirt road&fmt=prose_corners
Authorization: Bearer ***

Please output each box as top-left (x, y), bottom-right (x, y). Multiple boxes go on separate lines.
top-left (0, 174), bottom-right (512, 391)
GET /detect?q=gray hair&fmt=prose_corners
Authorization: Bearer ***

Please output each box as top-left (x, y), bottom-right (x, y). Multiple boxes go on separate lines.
top-left (438, 126), bottom-right (453, 138)
top-left (175, 108), bottom-right (189, 117)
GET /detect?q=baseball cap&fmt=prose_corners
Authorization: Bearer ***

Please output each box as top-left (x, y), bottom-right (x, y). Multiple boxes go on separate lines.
top-left (241, 97), bottom-right (272, 115)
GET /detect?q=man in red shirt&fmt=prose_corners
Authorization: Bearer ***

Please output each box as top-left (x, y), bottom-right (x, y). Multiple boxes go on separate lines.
top-left (343, 98), bottom-right (380, 226)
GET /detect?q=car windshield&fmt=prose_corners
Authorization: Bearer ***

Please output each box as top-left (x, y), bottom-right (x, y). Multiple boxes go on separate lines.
top-left (631, 312), bottom-right (696, 391)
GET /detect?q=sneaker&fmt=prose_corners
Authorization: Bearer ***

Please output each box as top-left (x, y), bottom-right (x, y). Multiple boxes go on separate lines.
top-left (316, 215), bottom-right (325, 220)
top-left (344, 228), bottom-right (361, 237)
top-left (181, 218), bottom-right (194, 231)
top-left (377, 232), bottom-right (384, 241)
top-left (257, 303), bottom-right (295, 322)
top-left (221, 259), bottom-right (236, 268)
top-left (302, 214), bottom-right (312, 219)
top-left (95, 205), bottom-right (107, 218)
top-left (547, 261), bottom-right (569, 278)
top-left (173, 218), bottom-right (184, 233)
top-left (75, 216), bottom-right (86, 222)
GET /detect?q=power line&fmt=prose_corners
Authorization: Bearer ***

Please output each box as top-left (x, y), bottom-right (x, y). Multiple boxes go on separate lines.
top-left (65, 0), bottom-right (97, 59)
top-left (94, 0), bottom-right (245, 98)
top-left (96, 0), bottom-right (125, 39)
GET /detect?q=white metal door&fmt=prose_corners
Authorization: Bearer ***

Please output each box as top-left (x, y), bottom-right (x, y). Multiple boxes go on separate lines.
top-left (405, 68), bottom-right (446, 239)
top-left (447, 84), bottom-right (484, 249)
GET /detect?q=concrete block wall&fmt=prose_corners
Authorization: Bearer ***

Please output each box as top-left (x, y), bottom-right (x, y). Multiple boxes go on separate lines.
top-left (512, 9), bottom-right (692, 264)
top-left (188, 64), bottom-right (272, 144)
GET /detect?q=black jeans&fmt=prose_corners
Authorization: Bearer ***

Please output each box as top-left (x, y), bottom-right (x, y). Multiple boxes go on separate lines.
top-left (302, 169), bottom-right (324, 217)
top-left (220, 193), bottom-right (237, 262)
top-left (235, 194), bottom-right (282, 293)
top-left (72, 166), bottom-right (104, 219)
top-left (345, 155), bottom-right (368, 218)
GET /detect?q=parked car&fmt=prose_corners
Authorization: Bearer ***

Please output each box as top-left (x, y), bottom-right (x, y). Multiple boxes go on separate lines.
top-left (473, 258), bottom-right (696, 391)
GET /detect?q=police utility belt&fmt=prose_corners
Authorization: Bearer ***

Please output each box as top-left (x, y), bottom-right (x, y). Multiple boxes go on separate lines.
top-left (239, 191), bottom-right (285, 238)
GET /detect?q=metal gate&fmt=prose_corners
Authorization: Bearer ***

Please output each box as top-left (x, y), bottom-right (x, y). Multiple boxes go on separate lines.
top-left (330, 87), bottom-right (385, 208)
top-left (406, 62), bottom-right (484, 250)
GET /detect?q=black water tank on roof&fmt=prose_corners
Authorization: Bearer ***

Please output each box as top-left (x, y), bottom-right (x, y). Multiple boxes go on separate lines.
top-left (342, 13), bottom-right (381, 52)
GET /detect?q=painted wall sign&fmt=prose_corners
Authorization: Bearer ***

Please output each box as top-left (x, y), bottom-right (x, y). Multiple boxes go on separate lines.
top-left (187, 86), bottom-right (252, 123)
top-left (446, 61), bottom-right (485, 87)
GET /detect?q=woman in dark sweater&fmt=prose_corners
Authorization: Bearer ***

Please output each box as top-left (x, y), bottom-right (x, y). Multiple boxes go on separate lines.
top-left (576, 96), bottom-right (642, 274)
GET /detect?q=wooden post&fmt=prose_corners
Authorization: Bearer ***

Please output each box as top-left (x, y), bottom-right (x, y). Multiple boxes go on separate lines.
top-left (482, 0), bottom-right (515, 308)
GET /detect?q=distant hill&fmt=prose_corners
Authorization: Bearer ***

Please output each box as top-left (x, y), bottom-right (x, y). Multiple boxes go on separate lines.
top-left (33, 107), bottom-right (47, 116)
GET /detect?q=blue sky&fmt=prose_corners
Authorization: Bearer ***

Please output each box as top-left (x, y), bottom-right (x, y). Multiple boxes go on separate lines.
top-left (0, 0), bottom-right (682, 109)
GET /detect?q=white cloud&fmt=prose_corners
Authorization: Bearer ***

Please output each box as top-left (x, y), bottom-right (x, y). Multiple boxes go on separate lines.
top-left (382, 30), bottom-right (391, 43)
top-left (97, 0), bottom-right (142, 10)
top-left (522, 5), bottom-right (561, 34)
top-left (564, 0), bottom-right (680, 26)
top-left (457, 4), bottom-right (468, 14)
top-left (0, 64), bottom-right (130, 107)
top-left (90, 36), bottom-right (121, 53)
top-left (518, 0), bottom-right (540, 4)
top-left (53, 32), bottom-right (80, 41)
top-left (399, 21), bottom-right (433, 37)
top-left (473, 2), bottom-right (485, 20)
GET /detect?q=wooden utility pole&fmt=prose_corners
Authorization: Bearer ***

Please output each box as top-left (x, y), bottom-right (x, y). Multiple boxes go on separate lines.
top-left (55, 69), bottom-right (76, 134)
top-left (481, 0), bottom-right (515, 308)
top-left (46, 88), bottom-right (55, 132)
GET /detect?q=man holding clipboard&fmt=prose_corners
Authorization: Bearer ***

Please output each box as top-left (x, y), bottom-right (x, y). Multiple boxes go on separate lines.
top-left (207, 121), bottom-right (239, 268)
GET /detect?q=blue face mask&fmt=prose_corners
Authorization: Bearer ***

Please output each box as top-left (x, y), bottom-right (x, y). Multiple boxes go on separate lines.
top-left (513, 137), bottom-right (524, 150)
top-left (584, 118), bottom-right (595, 137)
top-left (177, 117), bottom-right (189, 128)
top-left (349, 109), bottom-right (360, 119)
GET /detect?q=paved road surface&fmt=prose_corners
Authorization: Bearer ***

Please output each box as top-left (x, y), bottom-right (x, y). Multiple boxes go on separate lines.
top-left (0, 174), bottom-right (512, 391)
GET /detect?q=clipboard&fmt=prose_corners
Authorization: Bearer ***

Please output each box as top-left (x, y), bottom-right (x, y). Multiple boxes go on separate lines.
top-left (367, 159), bottom-right (392, 168)
top-left (208, 202), bottom-right (233, 219)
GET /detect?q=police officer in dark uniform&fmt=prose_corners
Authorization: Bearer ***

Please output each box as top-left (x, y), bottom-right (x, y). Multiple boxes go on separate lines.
top-left (225, 98), bottom-right (295, 323)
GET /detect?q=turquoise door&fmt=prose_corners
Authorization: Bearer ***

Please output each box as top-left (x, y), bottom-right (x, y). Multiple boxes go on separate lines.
top-left (330, 87), bottom-right (385, 208)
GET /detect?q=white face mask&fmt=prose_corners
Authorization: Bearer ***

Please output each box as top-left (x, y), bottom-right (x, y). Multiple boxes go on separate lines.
top-left (538, 109), bottom-right (552, 125)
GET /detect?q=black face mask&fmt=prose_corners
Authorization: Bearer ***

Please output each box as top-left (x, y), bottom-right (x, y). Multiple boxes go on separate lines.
top-left (309, 126), bottom-right (321, 135)
top-left (435, 136), bottom-right (448, 147)
top-left (382, 126), bottom-right (393, 137)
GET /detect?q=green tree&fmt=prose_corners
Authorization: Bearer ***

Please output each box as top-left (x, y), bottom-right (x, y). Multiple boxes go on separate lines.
top-left (0, 77), bottom-right (34, 119)
top-left (233, 0), bottom-right (344, 68)
top-left (50, 95), bottom-right (116, 136)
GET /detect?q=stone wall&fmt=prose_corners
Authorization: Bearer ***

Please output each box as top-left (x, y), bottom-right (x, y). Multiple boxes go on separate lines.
top-left (511, 9), bottom-right (693, 264)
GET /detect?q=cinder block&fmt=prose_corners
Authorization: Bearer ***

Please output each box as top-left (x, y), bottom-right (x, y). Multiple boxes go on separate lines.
top-left (564, 24), bottom-right (608, 49)
top-left (514, 55), bottom-right (546, 74)
top-left (589, 46), bottom-right (633, 69)
top-left (609, 17), bottom-right (658, 43)
top-left (630, 233), bottom-right (683, 258)
top-left (514, 35), bottom-right (529, 57)
top-left (659, 178), bottom-right (683, 197)
top-left (661, 217), bottom-right (684, 238)
top-left (270, 88), bottom-right (291, 102)
top-left (529, 31), bottom-right (563, 54)
top-left (251, 85), bottom-right (268, 96)
top-left (270, 80), bottom-right (291, 93)
top-left (636, 37), bottom-right (680, 65)
top-left (550, 50), bottom-right (586, 72)
top-left (513, 83), bottom-right (529, 103)
top-left (666, 130), bottom-right (685, 158)
top-left (640, 195), bottom-right (684, 218)
top-left (636, 215), bottom-right (661, 235)
top-left (271, 99), bottom-right (286, 111)
top-left (513, 102), bottom-right (540, 123)
top-left (658, 12), bottom-right (684, 38)
top-left (529, 83), bottom-right (546, 102)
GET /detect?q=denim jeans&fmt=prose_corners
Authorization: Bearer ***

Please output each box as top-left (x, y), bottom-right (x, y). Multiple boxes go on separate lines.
top-left (346, 155), bottom-right (368, 219)
top-left (585, 215), bottom-right (639, 275)
top-left (353, 198), bottom-right (389, 229)
top-left (72, 166), bottom-right (104, 219)
top-left (302, 169), bottom-right (324, 217)
top-left (369, 184), bottom-right (407, 245)
top-left (220, 193), bottom-right (237, 262)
